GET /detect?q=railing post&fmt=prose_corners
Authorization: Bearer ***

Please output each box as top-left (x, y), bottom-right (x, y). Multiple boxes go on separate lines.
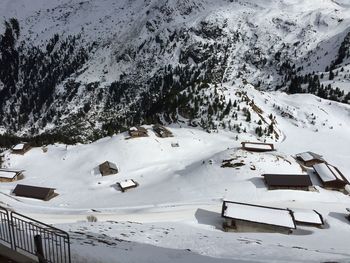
top-left (34, 235), bottom-right (45, 263)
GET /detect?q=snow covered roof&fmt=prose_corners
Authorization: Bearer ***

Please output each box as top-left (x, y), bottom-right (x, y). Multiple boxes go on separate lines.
top-left (12, 143), bottom-right (25, 150)
top-left (222, 201), bottom-right (296, 229)
top-left (291, 209), bottom-right (323, 226)
top-left (118, 179), bottom-right (138, 191)
top-left (0, 170), bottom-right (18, 179)
top-left (313, 163), bottom-right (348, 183)
top-left (296, 152), bottom-right (323, 162)
top-left (129, 127), bottom-right (138, 131)
top-left (241, 142), bottom-right (274, 152)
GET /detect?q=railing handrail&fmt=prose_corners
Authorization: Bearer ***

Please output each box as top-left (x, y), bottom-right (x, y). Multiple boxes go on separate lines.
top-left (0, 206), bottom-right (71, 263)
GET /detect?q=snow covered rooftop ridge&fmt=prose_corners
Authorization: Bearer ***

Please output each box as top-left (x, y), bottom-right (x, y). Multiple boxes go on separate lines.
top-left (222, 201), bottom-right (296, 229)
top-left (291, 209), bottom-right (324, 226)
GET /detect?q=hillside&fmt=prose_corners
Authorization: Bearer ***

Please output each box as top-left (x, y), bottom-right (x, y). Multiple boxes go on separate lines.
top-left (0, 0), bottom-right (350, 140)
top-left (0, 86), bottom-right (349, 262)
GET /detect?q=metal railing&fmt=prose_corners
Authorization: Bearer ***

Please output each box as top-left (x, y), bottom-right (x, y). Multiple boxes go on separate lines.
top-left (0, 206), bottom-right (71, 263)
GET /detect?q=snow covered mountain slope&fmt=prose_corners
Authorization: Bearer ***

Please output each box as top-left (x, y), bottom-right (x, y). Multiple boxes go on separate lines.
top-left (0, 0), bottom-right (350, 139)
top-left (0, 88), bottom-right (349, 262)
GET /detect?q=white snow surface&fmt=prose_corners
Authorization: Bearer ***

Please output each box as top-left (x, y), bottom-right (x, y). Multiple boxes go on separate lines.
top-left (223, 202), bottom-right (295, 229)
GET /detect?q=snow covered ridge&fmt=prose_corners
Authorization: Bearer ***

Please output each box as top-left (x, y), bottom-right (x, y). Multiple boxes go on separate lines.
top-left (0, 0), bottom-right (350, 138)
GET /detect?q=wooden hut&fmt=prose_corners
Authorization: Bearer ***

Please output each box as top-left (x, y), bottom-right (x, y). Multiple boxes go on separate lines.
top-left (296, 152), bottom-right (324, 167)
top-left (117, 179), bottom-right (138, 192)
top-left (241, 142), bottom-right (275, 152)
top-left (0, 169), bottom-right (24, 183)
top-left (291, 209), bottom-right (324, 227)
top-left (128, 126), bottom-right (148, 138)
top-left (221, 201), bottom-right (296, 234)
top-left (11, 143), bottom-right (31, 155)
top-left (99, 161), bottom-right (119, 176)
top-left (313, 163), bottom-right (349, 189)
top-left (152, 125), bottom-right (173, 138)
top-left (13, 184), bottom-right (57, 201)
top-left (262, 174), bottom-right (313, 191)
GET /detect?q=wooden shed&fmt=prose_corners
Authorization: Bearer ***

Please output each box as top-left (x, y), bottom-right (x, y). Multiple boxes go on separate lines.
top-left (117, 179), bottom-right (138, 192)
top-left (128, 126), bottom-right (148, 138)
top-left (221, 201), bottom-right (296, 234)
top-left (241, 142), bottom-right (275, 152)
top-left (99, 161), bottom-right (119, 176)
top-left (313, 163), bottom-right (349, 189)
top-left (291, 209), bottom-right (324, 227)
top-left (13, 184), bottom-right (57, 201)
top-left (0, 169), bottom-right (24, 183)
top-left (11, 143), bottom-right (31, 155)
top-left (152, 125), bottom-right (173, 138)
top-left (262, 174), bottom-right (313, 191)
top-left (296, 152), bottom-right (324, 167)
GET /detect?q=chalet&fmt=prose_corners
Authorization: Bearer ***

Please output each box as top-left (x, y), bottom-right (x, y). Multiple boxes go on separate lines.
top-left (117, 179), bottom-right (138, 192)
top-left (313, 163), bottom-right (349, 189)
top-left (99, 161), bottom-right (119, 176)
top-left (262, 174), bottom-right (313, 191)
top-left (128, 126), bottom-right (148, 138)
top-left (296, 152), bottom-right (324, 167)
top-left (0, 169), bottom-right (24, 183)
top-left (11, 143), bottom-right (31, 155)
top-left (221, 201), bottom-right (296, 234)
top-left (13, 184), bottom-right (57, 201)
top-left (153, 125), bottom-right (173, 138)
top-left (291, 209), bottom-right (324, 227)
top-left (241, 142), bottom-right (275, 152)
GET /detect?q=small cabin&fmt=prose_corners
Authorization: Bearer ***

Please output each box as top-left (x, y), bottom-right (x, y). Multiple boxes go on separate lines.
top-left (11, 143), bottom-right (31, 155)
top-left (0, 169), bottom-right (24, 183)
top-left (99, 161), bottom-right (119, 176)
top-left (221, 201), bottom-right (296, 234)
top-left (128, 126), bottom-right (148, 138)
top-left (153, 125), bottom-right (173, 138)
top-left (117, 179), bottom-right (138, 192)
top-left (262, 174), bottom-right (313, 191)
top-left (313, 163), bottom-right (349, 189)
top-left (13, 184), bottom-right (57, 201)
top-left (241, 142), bottom-right (275, 152)
top-left (296, 152), bottom-right (324, 167)
top-left (291, 209), bottom-right (324, 227)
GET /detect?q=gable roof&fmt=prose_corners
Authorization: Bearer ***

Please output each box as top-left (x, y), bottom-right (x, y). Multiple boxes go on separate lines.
top-left (241, 142), bottom-right (274, 152)
top-left (263, 174), bottom-right (312, 187)
top-left (13, 184), bottom-right (55, 200)
top-left (296, 152), bottom-right (324, 162)
top-left (313, 163), bottom-right (348, 185)
top-left (0, 169), bottom-right (23, 179)
top-left (291, 209), bottom-right (324, 226)
top-left (222, 201), bottom-right (296, 229)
